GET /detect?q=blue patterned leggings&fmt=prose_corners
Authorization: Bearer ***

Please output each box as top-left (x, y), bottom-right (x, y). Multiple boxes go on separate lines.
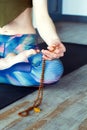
top-left (0, 34), bottom-right (64, 86)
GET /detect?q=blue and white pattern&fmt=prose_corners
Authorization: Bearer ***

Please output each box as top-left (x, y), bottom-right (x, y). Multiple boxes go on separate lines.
top-left (0, 34), bottom-right (64, 86)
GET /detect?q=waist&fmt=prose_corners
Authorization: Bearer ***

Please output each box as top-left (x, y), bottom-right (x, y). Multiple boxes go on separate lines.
top-left (0, 0), bottom-right (32, 27)
top-left (0, 8), bottom-right (36, 35)
top-left (0, 24), bottom-right (36, 35)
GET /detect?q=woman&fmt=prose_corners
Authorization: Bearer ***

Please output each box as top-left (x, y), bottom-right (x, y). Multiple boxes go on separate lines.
top-left (0, 0), bottom-right (66, 86)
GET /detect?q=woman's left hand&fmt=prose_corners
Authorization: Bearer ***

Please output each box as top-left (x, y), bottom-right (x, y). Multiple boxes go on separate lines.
top-left (41, 42), bottom-right (66, 60)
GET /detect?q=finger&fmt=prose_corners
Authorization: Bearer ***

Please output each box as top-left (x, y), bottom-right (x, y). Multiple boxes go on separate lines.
top-left (42, 50), bottom-right (55, 59)
top-left (42, 55), bottom-right (52, 60)
top-left (42, 49), bottom-right (64, 59)
top-left (42, 48), bottom-right (65, 60)
top-left (48, 43), bottom-right (66, 54)
top-left (59, 43), bottom-right (66, 52)
top-left (55, 49), bottom-right (65, 55)
top-left (57, 53), bottom-right (64, 58)
top-left (47, 46), bottom-right (57, 52)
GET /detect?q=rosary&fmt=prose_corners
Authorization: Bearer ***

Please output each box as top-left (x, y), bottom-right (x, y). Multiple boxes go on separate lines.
top-left (18, 59), bottom-right (45, 117)
top-left (18, 45), bottom-right (56, 117)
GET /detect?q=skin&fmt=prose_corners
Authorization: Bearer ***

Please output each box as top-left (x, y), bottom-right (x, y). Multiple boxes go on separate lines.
top-left (0, 0), bottom-right (66, 69)
top-left (0, 49), bottom-right (39, 70)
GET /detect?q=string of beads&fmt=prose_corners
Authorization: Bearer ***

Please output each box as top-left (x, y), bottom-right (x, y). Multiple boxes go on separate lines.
top-left (18, 59), bottom-right (45, 117)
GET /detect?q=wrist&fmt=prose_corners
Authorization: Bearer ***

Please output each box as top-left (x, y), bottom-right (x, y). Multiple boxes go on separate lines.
top-left (49, 39), bottom-right (62, 47)
top-left (52, 38), bottom-right (61, 43)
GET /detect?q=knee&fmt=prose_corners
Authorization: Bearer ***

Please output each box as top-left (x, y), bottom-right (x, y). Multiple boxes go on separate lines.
top-left (44, 60), bottom-right (64, 84)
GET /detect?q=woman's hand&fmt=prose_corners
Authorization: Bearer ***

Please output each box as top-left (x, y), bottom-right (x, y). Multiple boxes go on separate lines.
top-left (41, 42), bottom-right (66, 60)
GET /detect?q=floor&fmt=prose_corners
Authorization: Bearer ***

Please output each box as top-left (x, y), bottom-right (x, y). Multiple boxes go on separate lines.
top-left (55, 22), bottom-right (87, 45)
top-left (1, 64), bottom-right (87, 130)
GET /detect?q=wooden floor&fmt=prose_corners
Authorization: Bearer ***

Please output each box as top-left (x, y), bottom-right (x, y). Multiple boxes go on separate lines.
top-left (0, 65), bottom-right (87, 130)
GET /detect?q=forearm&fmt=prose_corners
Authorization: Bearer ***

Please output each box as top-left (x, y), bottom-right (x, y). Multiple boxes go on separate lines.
top-left (33, 0), bottom-right (61, 46)
top-left (37, 15), bottom-right (61, 46)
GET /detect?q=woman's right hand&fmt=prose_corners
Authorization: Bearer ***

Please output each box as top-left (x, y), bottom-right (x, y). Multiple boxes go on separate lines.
top-left (42, 42), bottom-right (66, 60)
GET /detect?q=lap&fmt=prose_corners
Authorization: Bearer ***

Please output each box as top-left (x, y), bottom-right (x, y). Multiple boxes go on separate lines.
top-left (0, 53), bottom-right (63, 86)
top-left (0, 34), bottom-right (64, 86)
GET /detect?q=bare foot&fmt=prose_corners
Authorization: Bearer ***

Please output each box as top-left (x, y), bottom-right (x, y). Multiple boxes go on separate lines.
top-left (0, 49), bottom-right (39, 70)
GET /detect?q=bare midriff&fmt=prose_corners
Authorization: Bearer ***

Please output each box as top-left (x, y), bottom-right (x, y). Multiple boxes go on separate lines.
top-left (0, 8), bottom-right (36, 35)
